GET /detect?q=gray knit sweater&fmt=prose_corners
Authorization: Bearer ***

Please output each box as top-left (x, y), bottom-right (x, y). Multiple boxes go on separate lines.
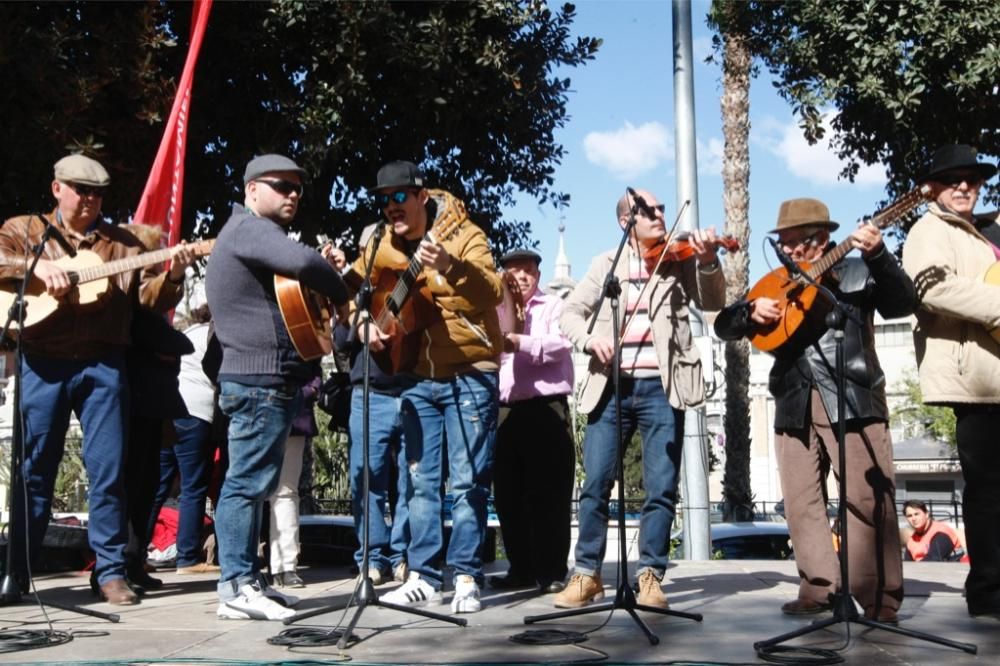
top-left (205, 204), bottom-right (347, 384)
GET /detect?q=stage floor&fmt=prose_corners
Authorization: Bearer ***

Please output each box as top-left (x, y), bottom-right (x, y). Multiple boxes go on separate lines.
top-left (0, 557), bottom-right (994, 665)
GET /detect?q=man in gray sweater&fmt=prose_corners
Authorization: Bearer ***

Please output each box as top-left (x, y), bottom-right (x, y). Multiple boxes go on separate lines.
top-left (205, 154), bottom-right (347, 620)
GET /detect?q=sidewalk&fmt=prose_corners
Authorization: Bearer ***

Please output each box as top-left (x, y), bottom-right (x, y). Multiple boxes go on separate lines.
top-left (0, 558), bottom-right (994, 665)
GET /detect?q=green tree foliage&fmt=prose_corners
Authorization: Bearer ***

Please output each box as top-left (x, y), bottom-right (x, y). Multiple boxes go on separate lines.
top-left (892, 371), bottom-right (956, 448)
top-left (714, 0), bottom-right (1000, 210)
top-left (0, 1), bottom-right (599, 255)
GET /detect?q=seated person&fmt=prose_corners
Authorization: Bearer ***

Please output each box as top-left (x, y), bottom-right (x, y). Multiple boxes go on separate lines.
top-left (903, 500), bottom-right (967, 562)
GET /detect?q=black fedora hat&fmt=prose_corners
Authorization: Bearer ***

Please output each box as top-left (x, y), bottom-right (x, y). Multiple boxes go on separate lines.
top-left (919, 144), bottom-right (997, 183)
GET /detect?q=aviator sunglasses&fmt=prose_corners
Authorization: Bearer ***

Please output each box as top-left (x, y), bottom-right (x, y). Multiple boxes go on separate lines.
top-left (376, 190), bottom-right (413, 207)
top-left (256, 178), bottom-right (304, 197)
top-left (63, 182), bottom-right (106, 197)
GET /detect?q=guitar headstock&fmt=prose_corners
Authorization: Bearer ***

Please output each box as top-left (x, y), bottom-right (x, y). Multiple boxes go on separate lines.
top-left (868, 184), bottom-right (933, 230)
top-left (425, 189), bottom-right (467, 244)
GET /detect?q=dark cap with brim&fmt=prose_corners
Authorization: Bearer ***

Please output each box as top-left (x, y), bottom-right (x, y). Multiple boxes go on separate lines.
top-left (244, 154), bottom-right (307, 184)
top-left (499, 248), bottom-right (542, 267)
top-left (919, 144), bottom-right (997, 183)
top-left (372, 160), bottom-right (424, 191)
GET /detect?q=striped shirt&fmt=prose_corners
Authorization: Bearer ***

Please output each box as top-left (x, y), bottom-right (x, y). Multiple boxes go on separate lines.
top-left (620, 253), bottom-right (658, 377)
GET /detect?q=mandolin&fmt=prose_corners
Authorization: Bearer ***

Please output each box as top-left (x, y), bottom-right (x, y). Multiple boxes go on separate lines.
top-left (0, 239), bottom-right (214, 332)
top-left (747, 185), bottom-right (932, 353)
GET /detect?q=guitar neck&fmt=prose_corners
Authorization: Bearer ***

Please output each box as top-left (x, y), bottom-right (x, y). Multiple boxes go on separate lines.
top-left (804, 185), bottom-right (930, 280)
top-left (69, 240), bottom-right (214, 285)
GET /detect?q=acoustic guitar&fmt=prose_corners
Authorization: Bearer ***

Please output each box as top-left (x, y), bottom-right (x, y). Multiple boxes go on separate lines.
top-left (273, 234), bottom-right (339, 361)
top-left (747, 185), bottom-right (932, 353)
top-left (368, 190), bottom-right (468, 374)
top-left (981, 262), bottom-right (1000, 345)
top-left (0, 239), bottom-right (214, 332)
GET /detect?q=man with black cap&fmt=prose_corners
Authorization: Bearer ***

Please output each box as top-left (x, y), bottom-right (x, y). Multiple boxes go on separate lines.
top-left (353, 160), bottom-right (503, 614)
top-left (902, 144), bottom-right (1000, 617)
top-left (0, 154), bottom-right (195, 605)
top-left (205, 153), bottom-right (348, 620)
top-left (715, 197), bottom-right (914, 623)
top-left (490, 248), bottom-right (574, 595)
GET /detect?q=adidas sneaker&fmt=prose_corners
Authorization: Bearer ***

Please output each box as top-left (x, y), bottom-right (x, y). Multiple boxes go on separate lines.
top-left (217, 581), bottom-right (295, 620)
top-left (451, 574), bottom-right (481, 613)
top-left (381, 572), bottom-right (442, 607)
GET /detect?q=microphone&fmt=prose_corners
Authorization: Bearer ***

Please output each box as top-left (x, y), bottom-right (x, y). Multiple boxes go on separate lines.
top-left (626, 187), bottom-right (658, 219)
top-left (768, 236), bottom-right (801, 278)
top-left (41, 216), bottom-right (77, 258)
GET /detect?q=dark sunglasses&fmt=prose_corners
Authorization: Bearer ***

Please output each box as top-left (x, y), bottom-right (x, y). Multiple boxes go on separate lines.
top-left (256, 178), bottom-right (304, 197)
top-left (939, 171), bottom-right (983, 188)
top-left (638, 203), bottom-right (666, 217)
top-left (376, 190), bottom-right (413, 207)
top-left (779, 231), bottom-right (822, 250)
top-left (64, 181), bottom-right (106, 197)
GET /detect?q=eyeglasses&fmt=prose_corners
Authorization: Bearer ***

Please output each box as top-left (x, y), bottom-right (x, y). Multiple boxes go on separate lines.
top-left (637, 203), bottom-right (666, 218)
top-left (63, 182), bottom-right (106, 198)
top-left (256, 178), bottom-right (304, 197)
top-left (376, 190), bottom-right (412, 207)
top-left (939, 171), bottom-right (983, 188)
top-left (779, 231), bottom-right (822, 250)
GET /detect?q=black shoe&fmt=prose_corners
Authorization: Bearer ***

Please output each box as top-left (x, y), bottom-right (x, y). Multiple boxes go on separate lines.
top-left (273, 571), bottom-right (305, 588)
top-left (968, 589), bottom-right (1000, 617)
top-left (490, 574), bottom-right (534, 590)
top-left (128, 568), bottom-right (163, 591)
top-left (540, 580), bottom-right (566, 594)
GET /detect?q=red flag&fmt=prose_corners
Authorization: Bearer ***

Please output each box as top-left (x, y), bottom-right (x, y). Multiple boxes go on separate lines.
top-left (133, 0), bottom-right (212, 248)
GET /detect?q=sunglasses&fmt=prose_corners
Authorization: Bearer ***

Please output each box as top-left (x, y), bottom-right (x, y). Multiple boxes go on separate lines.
top-left (638, 203), bottom-right (666, 217)
top-left (64, 181), bottom-right (106, 197)
top-left (939, 172), bottom-right (983, 188)
top-left (256, 178), bottom-right (304, 197)
top-left (376, 190), bottom-right (413, 207)
top-left (779, 231), bottom-right (822, 250)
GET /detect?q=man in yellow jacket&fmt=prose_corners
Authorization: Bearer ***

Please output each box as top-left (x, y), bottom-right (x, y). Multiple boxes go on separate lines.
top-left (352, 161), bottom-right (503, 614)
top-left (902, 144), bottom-right (1000, 617)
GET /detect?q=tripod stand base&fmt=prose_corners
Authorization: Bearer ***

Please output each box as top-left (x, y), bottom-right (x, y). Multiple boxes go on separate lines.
top-left (754, 601), bottom-right (977, 656)
top-left (0, 575), bottom-right (22, 605)
top-left (284, 576), bottom-right (466, 649)
top-left (524, 581), bottom-right (702, 646)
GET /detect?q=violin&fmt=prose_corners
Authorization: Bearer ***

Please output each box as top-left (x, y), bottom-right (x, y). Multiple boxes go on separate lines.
top-left (641, 234), bottom-right (741, 273)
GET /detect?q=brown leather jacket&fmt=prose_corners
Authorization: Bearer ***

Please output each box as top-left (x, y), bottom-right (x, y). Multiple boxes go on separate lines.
top-left (0, 210), bottom-right (183, 359)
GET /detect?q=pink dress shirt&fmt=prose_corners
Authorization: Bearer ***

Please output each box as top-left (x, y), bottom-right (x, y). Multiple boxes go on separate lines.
top-left (498, 288), bottom-right (574, 404)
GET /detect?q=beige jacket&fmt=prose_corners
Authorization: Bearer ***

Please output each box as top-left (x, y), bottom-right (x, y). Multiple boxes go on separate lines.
top-left (901, 203), bottom-right (1000, 404)
top-left (560, 249), bottom-right (725, 414)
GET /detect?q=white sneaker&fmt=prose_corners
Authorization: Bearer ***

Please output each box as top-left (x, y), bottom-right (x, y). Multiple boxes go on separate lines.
top-left (393, 561), bottom-right (409, 583)
top-left (367, 568), bottom-right (385, 586)
top-left (262, 583), bottom-right (300, 607)
top-left (451, 574), bottom-right (481, 613)
top-left (381, 572), bottom-right (441, 607)
top-left (217, 582), bottom-right (295, 620)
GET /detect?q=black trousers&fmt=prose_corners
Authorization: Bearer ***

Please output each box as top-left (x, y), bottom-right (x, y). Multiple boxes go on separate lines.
top-left (954, 405), bottom-right (1000, 605)
top-left (493, 395), bottom-right (575, 586)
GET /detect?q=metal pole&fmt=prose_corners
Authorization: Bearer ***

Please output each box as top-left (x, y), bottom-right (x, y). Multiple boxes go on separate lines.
top-left (673, 0), bottom-right (711, 560)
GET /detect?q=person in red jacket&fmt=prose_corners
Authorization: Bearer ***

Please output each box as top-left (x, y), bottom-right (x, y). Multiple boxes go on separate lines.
top-left (904, 500), bottom-right (967, 562)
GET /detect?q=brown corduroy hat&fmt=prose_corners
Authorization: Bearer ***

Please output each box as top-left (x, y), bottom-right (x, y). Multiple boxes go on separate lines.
top-left (768, 198), bottom-right (839, 234)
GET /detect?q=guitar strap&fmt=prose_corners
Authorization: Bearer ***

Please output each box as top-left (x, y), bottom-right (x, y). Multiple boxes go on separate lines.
top-left (974, 218), bottom-right (1000, 260)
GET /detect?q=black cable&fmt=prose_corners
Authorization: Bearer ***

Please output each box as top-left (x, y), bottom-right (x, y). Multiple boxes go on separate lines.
top-left (0, 628), bottom-right (73, 653)
top-left (755, 644), bottom-right (844, 664)
top-left (267, 625), bottom-right (354, 648)
top-left (509, 628), bottom-right (588, 645)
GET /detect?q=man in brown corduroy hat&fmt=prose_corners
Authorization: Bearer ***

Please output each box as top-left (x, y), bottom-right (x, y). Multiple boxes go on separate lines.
top-left (715, 197), bottom-right (915, 624)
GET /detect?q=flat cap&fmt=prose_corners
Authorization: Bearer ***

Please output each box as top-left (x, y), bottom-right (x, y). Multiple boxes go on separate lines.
top-left (499, 248), bottom-right (542, 267)
top-left (54, 154), bottom-right (110, 187)
top-left (243, 154), bottom-right (306, 184)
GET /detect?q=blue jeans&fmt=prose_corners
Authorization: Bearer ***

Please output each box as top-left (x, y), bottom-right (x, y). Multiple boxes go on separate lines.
top-left (152, 416), bottom-right (214, 567)
top-left (349, 389), bottom-right (410, 574)
top-left (574, 377), bottom-right (684, 579)
top-left (15, 352), bottom-right (129, 585)
top-left (400, 371), bottom-right (497, 588)
top-left (215, 381), bottom-right (301, 600)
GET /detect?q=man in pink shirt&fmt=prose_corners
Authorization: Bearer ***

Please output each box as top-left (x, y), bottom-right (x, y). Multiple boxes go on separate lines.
top-left (491, 249), bottom-right (575, 594)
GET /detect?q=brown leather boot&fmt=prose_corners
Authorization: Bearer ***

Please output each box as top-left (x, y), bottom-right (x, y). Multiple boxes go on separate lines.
top-left (553, 573), bottom-right (605, 608)
top-left (99, 577), bottom-right (139, 605)
top-left (636, 569), bottom-right (669, 609)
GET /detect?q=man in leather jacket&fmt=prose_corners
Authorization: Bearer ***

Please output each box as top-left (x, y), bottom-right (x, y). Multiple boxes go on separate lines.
top-left (0, 154), bottom-right (195, 605)
top-left (715, 198), bottom-right (915, 624)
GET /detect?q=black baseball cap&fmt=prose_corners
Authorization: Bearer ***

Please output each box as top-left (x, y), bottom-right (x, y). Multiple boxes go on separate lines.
top-left (373, 160), bottom-right (424, 191)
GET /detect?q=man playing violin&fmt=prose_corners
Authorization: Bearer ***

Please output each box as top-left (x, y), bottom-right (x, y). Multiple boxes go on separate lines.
top-left (555, 188), bottom-right (726, 609)
top-left (355, 161), bottom-right (503, 614)
top-left (715, 198), bottom-right (914, 624)
top-left (0, 154), bottom-right (196, 605)
top-left (902, 145), bottom-right (1000, 617)
top-left (491, 248), bottom-right (575, 595)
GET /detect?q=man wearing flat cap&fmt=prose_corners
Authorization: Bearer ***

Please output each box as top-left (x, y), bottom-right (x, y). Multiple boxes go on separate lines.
top-left (902, 144), bottom-right (1000, 617)
top-left (0, 154), bottom-right (196, 605)
top-left (490, 248), bottom-right (574, 595)
top-left (352, 160), bottom-right (503, 614)
top-left (205, 153), bottom-right (348, 620)
top-left (715, 197), bottom-right (914, 624)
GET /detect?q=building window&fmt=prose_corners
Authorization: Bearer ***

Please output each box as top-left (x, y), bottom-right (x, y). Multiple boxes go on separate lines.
top-left (874, 322), bottom-right (912, 348)
top-left (905, 479), bottom-right (956, 502)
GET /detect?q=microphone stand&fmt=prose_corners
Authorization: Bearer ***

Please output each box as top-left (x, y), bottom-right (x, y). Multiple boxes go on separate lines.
top-left (524, 191), bottom-right (702, 645)
top-left (1, 215), bottom-right (118, 622)
top-left (753, 246), bottom-right (975, 658)
top-left (282, 224), bottom-right (464, 648)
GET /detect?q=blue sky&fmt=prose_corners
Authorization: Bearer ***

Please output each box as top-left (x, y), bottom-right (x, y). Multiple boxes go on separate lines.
top-left (514, 0), bottom-right (895, 287)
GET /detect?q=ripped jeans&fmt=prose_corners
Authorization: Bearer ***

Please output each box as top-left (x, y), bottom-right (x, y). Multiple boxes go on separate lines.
top-left (399, 370), bottom-right (498, 588)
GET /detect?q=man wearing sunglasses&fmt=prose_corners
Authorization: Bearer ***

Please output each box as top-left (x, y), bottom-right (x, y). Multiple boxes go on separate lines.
top-left (555, 189), bottom-right (726, 610)
top-left (351, 160), bottom-right (503, 614)
top-left (715, 198), bottom-right (913, 624)
top-left (0, 154), bottom-right (196, 605)
top-left (902, 144), bottom-right (1000, 618)
top-left (205, 153), bottom-right (349, 620)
